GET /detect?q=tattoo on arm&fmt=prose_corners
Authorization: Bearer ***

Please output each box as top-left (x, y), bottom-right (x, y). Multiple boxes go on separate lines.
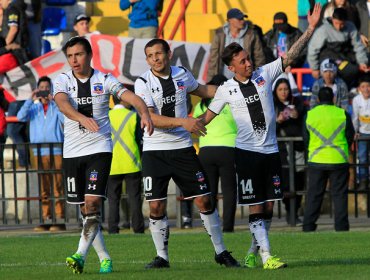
top-left (283, 27), bottom-right (315, 69)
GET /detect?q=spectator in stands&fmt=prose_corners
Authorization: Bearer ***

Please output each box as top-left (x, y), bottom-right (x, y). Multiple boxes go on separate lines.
top-left (17, 76), bottom-right (65, 231)
top-left (0, 87), bottom-right (9, 169)
top-left (307, 8), bottom-right (368, 86)
top-left (321, 0), bottom-right (361, 31)
top-left (24, 0), bottom-right (41, 59)
top-left (107, 95), bottom-right (144, 234)
top-left (297, 0), bottom-right (328, 32)
top-left (351, 74), bottom-right (370, 190)
top-left (273, 78), bottom-right (306, 225)
top-left (0, 36), bottom-right (19, 74)
top-left (73, 14), bottom-right (100, 37)
top-left (0, 0), bottom-right (29, 64)
top-left (7, 100), bottom-right (29, 168)
top-left (303, 87), bottom-right (354, 232)
top-left (193, 74), bottom-right (238, 232)
top-left (356, 0), bottom-right (370, 50)
top-left (119, 0), bottom-right (161, 39)
top-left (207, 8), bottom-right (265, 81)
top-left (310, 58), bottom-right (350, 111)
top-left (264, 12), bottom-right (305, 68)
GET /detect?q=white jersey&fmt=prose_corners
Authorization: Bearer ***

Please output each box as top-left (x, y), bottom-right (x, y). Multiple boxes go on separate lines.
top-left (208, 58), bottom-right (283, 154)
top-left (53, 69), bottom-right (128, 158)
top-left (135, 66), bottom-right (198, 151)
top-left (352, 93), bottom-right (370, 134)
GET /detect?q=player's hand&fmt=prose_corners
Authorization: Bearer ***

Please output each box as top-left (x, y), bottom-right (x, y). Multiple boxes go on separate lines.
top-left (360, 34), bottom-right (369, 47)
top-left (141, 112), bottom-right (154, 136)
top-left (79, 116), bottom-right (99, 132)
top-left (359, 63), bottom-right (369, 73)
top-left (312, 69), bottom-right (320, 79)
top-left (182, 117), bottom-right (207, 136)
top-left (307, 3), bottom-right (321, 29)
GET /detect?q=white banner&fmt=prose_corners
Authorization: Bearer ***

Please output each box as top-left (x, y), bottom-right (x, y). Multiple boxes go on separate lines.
top-left (2, 34), bottom-right (211, 101)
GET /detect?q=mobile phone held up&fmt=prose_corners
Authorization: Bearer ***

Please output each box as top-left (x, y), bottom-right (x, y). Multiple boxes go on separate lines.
top-left (36, 90), bottom-right (50, 98)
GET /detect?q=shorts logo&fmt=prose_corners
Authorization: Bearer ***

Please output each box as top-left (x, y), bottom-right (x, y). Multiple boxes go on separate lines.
top-left (89, 171), bottom-right (98, 182)
top-left (199, 184), bottom-right (207, 190)
top-left (196, 171), bottom-right (205, 182)
top-left (254, 76), bottom-right (265, 86)
top-left (93, 83), bottom-right (103, 94)
top-left (88, 184), bottom-right (96, 190)
top-left (272, 175), bottom-right (280, 187)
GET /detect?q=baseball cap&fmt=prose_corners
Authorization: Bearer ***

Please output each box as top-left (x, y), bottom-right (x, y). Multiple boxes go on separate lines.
top-left (273, 12), bottom-right (288, 29)
top-left (320, 58), bottom-right (337, 74)
top-left (227, 8), bottom-right (247, 20)
top-left (74, 14), bottom-right (91, 25)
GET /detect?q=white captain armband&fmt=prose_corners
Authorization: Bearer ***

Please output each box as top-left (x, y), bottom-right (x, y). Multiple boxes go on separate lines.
top-left (111, 83), bottom-right (128, 99)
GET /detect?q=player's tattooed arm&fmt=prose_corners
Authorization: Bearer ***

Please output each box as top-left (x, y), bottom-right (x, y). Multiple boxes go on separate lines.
top-left (282, 3), bottom-right (321, 69)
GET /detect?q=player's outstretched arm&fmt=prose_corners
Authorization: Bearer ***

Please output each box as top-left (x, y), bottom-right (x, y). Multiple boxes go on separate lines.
top-left (120, 90), bottom-right (154, 136)
top-left (283, 3), bottom-right (321, 69)
top-left (147, 108), bottom-right (207, 136)
top-left (190, 84), bottom-right (217, 99)
top-left (54, 92), bottom-right (99, 132)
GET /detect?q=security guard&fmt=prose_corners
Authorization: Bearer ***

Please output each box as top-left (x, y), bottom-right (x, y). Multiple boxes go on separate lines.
top-left (107, 95), bottom-right (144, 234)
top-left (302, 87), bottom-right (354, 232)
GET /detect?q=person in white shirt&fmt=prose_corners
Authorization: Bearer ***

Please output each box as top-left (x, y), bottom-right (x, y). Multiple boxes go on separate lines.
top-left (201, 4), bottom-right (322, 270)
top-left (352, 74), bottom-right (370, 190)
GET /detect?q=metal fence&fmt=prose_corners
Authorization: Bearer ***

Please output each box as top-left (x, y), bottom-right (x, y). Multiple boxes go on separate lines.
top-left (0, 138), bottom-right (369, 227)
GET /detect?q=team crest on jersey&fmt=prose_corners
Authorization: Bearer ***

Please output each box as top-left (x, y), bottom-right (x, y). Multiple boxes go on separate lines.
top-left (254, 76), bottom-right (265, 86)
top-left (272, 175), bottom-right (280, 187)
top-left (176, 80), bottom-right (185, 90)
top-left (93, 83), bottom-right (103, 94)
top-left (89, 171), bottom-right (98, 182)
top-left (196, 171), bottom-right (205, 182)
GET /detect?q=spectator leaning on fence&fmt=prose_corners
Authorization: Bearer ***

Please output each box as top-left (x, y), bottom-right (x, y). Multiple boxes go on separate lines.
top-left (351, 74), bottom-right (370, 191)
top-left (17, 76), bottom-right (65, 232)
top-left (307, 8), bottom-right (368, 86)
top-left (273, 78), bottom-right (306, 225)
top-left (303, 87), bottom-right (355, 232)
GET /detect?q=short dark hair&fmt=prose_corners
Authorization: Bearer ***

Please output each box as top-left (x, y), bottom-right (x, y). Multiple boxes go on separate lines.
top-left (318, 87), bottom-right (334, 104)
top-left (358, 73), bottom-right (370, 86)
top-left (37, 76), bottom-right (51, 88)
top-left (332, 8), bottom-right (347, 21)
top-left (221, 43), bottom-right (244, 66)
top-left (144, 39), bottom-right (170, 55)
top-left (62, 36), bottom-right (92, 56)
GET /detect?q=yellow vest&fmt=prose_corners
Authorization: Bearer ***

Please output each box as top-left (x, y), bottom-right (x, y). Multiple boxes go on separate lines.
top-left (306, 105), bottom-right (349, 164)
top-left (109, 107), bottom-right (141, 175)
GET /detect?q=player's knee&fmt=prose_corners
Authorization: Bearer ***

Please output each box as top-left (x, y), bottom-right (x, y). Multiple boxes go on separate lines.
top-left (194, 195), bottom-right (212, 212)
top-left (149, 200), bottom-right (165, 216)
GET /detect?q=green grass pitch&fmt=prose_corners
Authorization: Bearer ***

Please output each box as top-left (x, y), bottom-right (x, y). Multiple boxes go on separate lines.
top-left (0, 229), bottom-right (370, 279)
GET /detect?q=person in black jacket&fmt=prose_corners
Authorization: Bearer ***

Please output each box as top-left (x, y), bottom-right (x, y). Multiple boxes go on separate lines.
top-left (264, 12), bottom-right (306, 67)
top-left (273, 78), bottom-right (306, 225)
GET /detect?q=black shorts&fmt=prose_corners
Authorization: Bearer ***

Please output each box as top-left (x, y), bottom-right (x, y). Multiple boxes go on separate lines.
top-left (63, 152), bottom-right (112, 204)
top-left (235, 149), bottom-right (283, 205)
top-left (142, 147), bottom-right (211, 201)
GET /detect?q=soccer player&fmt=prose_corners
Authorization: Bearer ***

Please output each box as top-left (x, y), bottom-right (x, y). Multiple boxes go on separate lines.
top-left (135, 38), bottom-right (239, 269)
top-left (52, 36), bottom-right (153, 274)
top-left (201, 4), bottom-right (322, 270)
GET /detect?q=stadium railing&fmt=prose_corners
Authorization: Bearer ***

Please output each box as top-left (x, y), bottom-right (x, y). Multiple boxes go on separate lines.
top-left (0, 138), bottom-right (369, 228)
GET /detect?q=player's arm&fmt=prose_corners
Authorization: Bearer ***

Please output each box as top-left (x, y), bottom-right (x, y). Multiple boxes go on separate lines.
top-left (6, 25), bottom-right (18, 45)
top-left (148, 108), bottom-right (207, 137)
top-left (190, 84), bottom-right (217, 99)
top-left (54, 92), bottom-right (99, 132)
top-left (120, 90), bottom-right (154, 136)
top-left (282, 3), bottom-right (321, 69)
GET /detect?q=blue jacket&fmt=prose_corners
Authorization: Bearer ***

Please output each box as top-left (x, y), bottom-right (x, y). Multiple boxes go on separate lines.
top-left (17, 99), bottom-right (64, 156)
top-left (120, 0), bottom-right (160, 28)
